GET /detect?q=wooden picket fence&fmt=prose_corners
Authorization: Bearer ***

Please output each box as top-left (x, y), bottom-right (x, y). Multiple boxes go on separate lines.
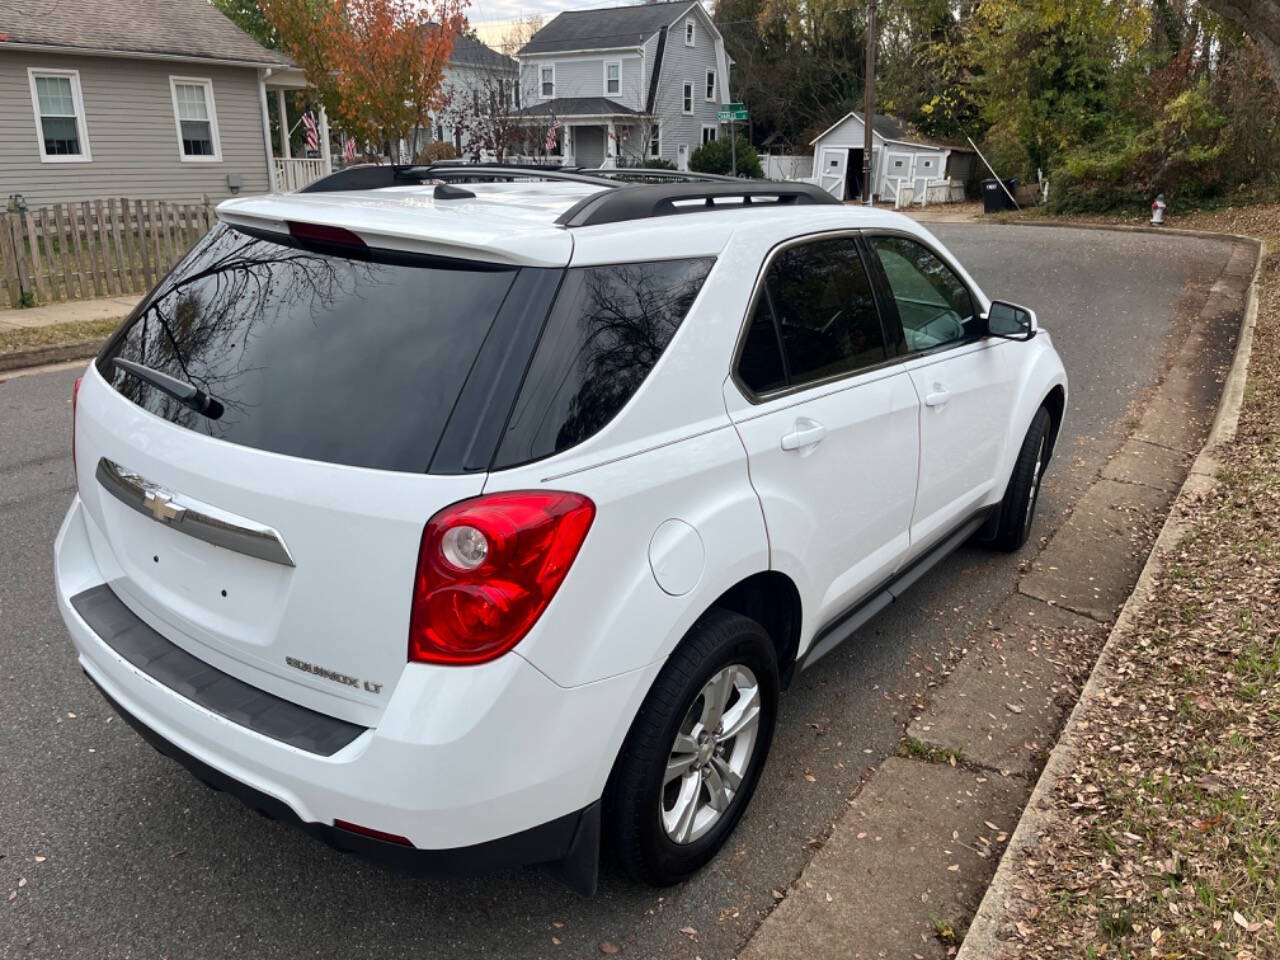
top-left (0, 198), bottom-right (218, 308)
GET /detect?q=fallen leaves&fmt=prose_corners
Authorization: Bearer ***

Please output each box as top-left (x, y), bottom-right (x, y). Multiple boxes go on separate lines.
top-left (986, 215), bottom-right (1280, 959)
top-left (1233, 911), bottom-right (1263, 934)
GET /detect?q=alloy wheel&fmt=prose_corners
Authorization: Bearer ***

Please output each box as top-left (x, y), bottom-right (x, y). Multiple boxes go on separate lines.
top-left (660, 664), bottom-right (762, 844)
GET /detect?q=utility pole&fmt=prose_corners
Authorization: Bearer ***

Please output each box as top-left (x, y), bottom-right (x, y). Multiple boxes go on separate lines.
top-left (862, 0), bottom-right (876, 205)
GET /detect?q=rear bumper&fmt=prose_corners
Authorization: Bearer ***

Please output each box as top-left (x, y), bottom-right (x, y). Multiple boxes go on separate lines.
top-left (87, 674), bottom-right (601, 892)
top-left (55, 496), bottom-right (658, 891)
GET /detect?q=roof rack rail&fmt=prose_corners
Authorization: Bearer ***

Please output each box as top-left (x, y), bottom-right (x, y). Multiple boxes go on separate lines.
top-left (579, 168), bottom-right (745, 184)
top-left (555, 182), bottom-right (838, 228)
top-left (299, 162), bottom-right (618, 193)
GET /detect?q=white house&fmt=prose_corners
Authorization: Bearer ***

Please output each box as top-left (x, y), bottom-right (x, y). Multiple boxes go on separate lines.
top-left (810, 111), bottom-right (977, 203)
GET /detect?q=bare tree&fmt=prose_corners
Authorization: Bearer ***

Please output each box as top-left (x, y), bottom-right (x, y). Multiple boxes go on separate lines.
top-left (497, 14), bottom-right (543, 57)
top-left (442, 64), bottom-right (527, 160)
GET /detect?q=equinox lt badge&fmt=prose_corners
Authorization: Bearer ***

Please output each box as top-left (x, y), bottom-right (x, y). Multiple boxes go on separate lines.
top-left (286, 656), bottom-right (382, 694)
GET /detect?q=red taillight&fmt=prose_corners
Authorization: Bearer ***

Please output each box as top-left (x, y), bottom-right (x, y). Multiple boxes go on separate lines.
top-left (71, 376), bottom-right (82, 486)
top-left (286, 220), bottom-right (367, 249)
top-left (409, 491), bottom-right (596, 666)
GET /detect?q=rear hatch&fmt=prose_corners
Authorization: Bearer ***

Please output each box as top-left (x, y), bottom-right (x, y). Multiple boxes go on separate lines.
top-left (74, 213), bottom-right (567, 726)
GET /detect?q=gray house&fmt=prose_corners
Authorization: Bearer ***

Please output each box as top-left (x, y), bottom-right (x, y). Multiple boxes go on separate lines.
top-left (513, 0), bottom-right (732, 169)
top-left (0, 0), bottom-right (329, 207)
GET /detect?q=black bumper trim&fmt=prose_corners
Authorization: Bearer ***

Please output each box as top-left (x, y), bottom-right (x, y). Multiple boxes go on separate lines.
top-left (85, 675), bottom-right (601, 893)
top-left (71, 583), bottom-right (364, 756)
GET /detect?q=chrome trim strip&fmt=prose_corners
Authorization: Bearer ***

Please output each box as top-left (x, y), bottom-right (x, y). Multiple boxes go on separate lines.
top-left (95, 458), bottom-right (296, 567)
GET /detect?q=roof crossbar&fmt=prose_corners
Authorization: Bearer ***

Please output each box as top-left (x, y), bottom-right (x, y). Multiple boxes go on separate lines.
top-left (300, 162), bottom-right (618, 193)
top-left (555, 182), bottom-right (839, 228)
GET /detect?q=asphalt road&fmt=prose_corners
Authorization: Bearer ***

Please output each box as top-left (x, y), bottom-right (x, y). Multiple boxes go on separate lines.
top-left (0, 224), bottom-right (1236, 960)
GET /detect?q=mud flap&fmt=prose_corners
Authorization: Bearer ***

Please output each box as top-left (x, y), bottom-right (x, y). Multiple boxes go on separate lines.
top-left (543, 800), bottom-right (601, 896)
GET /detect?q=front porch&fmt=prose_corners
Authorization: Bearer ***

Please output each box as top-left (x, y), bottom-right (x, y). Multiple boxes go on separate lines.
top-left (511, 97), bottom-right (646, 169)
top-left (260, 67), bottom-right (332, 192)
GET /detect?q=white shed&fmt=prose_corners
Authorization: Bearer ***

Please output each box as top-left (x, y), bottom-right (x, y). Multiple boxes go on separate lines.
top-left (808, 111), bottom-right (976, 203)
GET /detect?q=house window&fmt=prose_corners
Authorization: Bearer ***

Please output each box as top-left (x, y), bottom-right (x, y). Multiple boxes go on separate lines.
top-left (682, 81), bottom-right (694, 115)
top-left (685, 19), bottom-right (695, 46)
top-left (540, 65), bottom-right (555, 98)
top-left (649, 124), bottom-right (660, 158)
top-left (28, 69), bottom-right (91, 162)
top-left (605, 61), bottom-right (621, 96)
top-left (705, 70), bottom-right (716, 101)
top-left (701, 125), bottom-right (718, 145)
top-left (169, 77), bottom-right (220, 160)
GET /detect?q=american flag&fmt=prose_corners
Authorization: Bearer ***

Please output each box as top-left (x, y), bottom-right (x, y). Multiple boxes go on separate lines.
top-left (302, 110), bottom-right (319, 152)
top-left (343, 135), bottom-right (356, 163)
top-left (544, 116), bottom-right (561, 152)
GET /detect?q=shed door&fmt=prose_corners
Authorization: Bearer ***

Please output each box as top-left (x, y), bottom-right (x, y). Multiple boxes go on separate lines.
top-left (913, 152), bottom-right (943, 197)
top-left (819, 148), bottom-right (847, 199)
top-left (884, 152), bottom-right (913, 199)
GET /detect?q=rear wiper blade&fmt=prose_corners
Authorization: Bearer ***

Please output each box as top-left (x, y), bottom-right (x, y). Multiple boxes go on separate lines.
top-left (113, 358), bottom-right (224, 419)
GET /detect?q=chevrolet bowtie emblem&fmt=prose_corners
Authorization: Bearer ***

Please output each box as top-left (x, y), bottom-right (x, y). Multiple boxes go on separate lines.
top-left (143, 490), bottom-right (186, 524)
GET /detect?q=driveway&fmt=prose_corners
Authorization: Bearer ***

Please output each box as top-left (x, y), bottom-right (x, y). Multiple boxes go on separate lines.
top-left (0, 224), bottom-right (1237, 960)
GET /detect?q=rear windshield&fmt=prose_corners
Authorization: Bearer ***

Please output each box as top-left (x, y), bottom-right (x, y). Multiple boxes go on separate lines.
top-left (98, 224), bottom-right (518, 473)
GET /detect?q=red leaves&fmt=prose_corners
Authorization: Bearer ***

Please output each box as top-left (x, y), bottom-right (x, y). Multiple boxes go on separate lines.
top-left (262, 0), bottom-right (469, 150)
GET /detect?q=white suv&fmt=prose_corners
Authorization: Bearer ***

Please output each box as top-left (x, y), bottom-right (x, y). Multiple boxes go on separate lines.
top-left (55, 169), bottom-right (1067, 894)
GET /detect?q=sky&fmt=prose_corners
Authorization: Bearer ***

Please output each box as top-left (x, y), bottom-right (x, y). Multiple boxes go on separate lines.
top-left (468, 0), bottom-right (707, 38)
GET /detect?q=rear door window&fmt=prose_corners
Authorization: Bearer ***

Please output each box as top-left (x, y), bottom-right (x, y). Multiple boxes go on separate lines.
top-left (98, 224), bottom-right (520, 473)
top-left (494, 257), bottom-right (714, 468)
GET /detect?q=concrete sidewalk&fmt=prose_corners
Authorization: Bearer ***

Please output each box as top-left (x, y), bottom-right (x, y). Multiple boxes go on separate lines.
top-left (737, 234), bottom-right (1258, 960)
top-left (0, 295), bottom-right (139, 331)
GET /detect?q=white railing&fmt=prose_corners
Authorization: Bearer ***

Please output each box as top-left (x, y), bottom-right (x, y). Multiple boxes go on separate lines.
top-left (273, 157), bottom-right (329, 192)
top-left (763, 155), bottom-right (814, 181)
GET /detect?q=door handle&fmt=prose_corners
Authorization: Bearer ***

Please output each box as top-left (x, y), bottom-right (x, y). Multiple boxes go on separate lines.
top-left (925, 387), bottom-right (951, 408)
top-left (780, 418), bottom-right (826, 451)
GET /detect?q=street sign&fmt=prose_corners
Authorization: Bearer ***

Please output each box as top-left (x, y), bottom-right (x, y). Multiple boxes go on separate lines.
top-left (717, 108), bottom-right (749, 123)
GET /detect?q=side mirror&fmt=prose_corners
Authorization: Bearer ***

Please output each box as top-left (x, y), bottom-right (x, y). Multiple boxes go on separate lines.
top-left (984, 300), bottom-right (1037, 341)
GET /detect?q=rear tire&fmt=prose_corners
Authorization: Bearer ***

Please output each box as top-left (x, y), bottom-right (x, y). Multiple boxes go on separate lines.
top-left (605, 608), bottom-right (778, 885)
top-left (989, 406), bottom-right (1052, 552)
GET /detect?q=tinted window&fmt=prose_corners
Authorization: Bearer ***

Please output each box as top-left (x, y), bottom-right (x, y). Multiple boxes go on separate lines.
top-left (494, 257), bottom-right (714, 467)
top-left (98, 224), bottom-right (518, 473)
top-left (869, 235), bottom-right (976, 353)
top-left (739, 237), bottom-right (886, 393)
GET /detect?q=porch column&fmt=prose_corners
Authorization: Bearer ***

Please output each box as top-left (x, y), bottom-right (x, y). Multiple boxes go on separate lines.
top-left (257, 70), bottom-right (277, 192)
top-left (603, 122), bottom-right (617, 169)
top-left (317, 104), bottom-right (332, 173)
top-left (275, 88), bottom-right (291, 160)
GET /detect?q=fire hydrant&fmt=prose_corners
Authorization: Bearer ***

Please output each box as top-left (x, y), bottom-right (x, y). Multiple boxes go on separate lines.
top-left (1151, 194), bottom-right (1167, 225)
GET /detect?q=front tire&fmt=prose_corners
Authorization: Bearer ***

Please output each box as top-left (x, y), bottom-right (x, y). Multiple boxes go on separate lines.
top-left (605, 609), bottom-right (778, 885)
top-left (990, 406), bottom-right (1052, 551)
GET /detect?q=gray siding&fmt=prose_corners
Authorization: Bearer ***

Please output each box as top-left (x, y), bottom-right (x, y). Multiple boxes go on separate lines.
top-left (0, 50), bottom-right (269, 206)
top-left (519, 54), bottom-right (644, 111)
top-left (651, 6), bottom-right (726, 165)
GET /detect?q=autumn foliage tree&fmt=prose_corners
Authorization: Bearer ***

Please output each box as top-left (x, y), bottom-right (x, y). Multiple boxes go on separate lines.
top-left (260, 0), bottom-right (468, 157)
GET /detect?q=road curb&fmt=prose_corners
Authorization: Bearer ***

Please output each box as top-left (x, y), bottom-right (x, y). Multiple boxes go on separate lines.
top-left (955, 233), bottom-right (1265, 959)
top-left (0, 340), bottom-right (101, 374)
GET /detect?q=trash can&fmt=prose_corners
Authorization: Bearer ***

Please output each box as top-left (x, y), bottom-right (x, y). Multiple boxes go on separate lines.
top-left (982, 178), bottom-right (1017, 213)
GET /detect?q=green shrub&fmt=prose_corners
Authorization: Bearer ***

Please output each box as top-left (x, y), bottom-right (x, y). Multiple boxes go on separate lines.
top-left (689, 136), bottom-right (763, 178)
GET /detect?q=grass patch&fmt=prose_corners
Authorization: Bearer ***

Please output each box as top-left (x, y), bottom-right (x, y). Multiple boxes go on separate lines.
top-left (897, 736), bottom-right (963, 765)
top-left (930, 912), bottom-right (968, 947)
top-left (0, 317), bottom-right (120, 356)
